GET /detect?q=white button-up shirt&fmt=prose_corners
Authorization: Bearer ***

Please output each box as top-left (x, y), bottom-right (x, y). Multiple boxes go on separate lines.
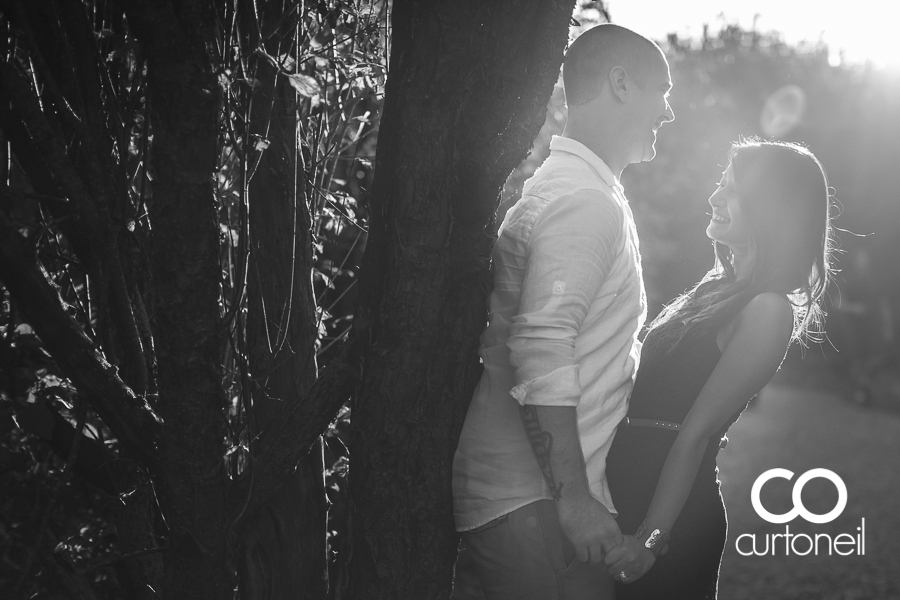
top-left (453, 136), bottom-right (647, 531)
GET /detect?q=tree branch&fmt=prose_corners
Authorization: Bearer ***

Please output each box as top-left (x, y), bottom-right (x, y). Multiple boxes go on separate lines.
top-left (50, 0), bottom-right (150, 394)
top-left (8, 0), bottom-right (86, 140)
top-left (0, 90), bottom-right (95, 270)
top-left (231, 345), bottom-right (358, 536)
top-left (0, 199), bottom-right (159, 467)
top-left (0, 61), bottom-right (101, 232)
top-left (13, 398), bottom-right (127, 496)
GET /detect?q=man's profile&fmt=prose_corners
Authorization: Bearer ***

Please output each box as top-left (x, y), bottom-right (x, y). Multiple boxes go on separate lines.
top-left (452, 23), bottom-right (674, 600)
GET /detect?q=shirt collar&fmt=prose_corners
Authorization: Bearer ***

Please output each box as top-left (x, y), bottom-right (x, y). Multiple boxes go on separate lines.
top-left (549, 135), bottom-right (624, 194)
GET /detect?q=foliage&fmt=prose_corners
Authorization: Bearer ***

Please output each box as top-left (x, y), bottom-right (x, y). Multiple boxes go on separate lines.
top-left (212, 2), bottom-right (382, 580)
top-left (0, 1), bottom-right (381, 597)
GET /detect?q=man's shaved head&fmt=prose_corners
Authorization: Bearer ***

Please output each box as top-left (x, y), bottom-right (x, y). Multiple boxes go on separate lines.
top-left (563, 24), bottom-right (665, 106)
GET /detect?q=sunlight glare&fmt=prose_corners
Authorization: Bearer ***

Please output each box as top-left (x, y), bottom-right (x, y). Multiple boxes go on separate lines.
top-left (607, 0), bottom-right (900, 68)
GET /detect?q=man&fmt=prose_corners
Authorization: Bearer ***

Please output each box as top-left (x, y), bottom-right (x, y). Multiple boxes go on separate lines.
top-left (452, 24), bottom-right (675, 599)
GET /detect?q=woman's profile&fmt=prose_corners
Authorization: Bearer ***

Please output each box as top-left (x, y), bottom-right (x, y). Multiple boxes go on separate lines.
top-left (603, 139), bottom-right (835, 599)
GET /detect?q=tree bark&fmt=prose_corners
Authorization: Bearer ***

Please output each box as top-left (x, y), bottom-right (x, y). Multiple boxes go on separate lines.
top-left (126, 2), bottom-right (232, 598)
top-left (238, 28), bottom-right (328, 597)
top-left (345, 2), bottom-right (573, 598)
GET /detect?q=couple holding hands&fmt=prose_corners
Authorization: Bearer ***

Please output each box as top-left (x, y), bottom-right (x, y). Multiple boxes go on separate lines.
top-left (452, 24), bottom-right (833, 600)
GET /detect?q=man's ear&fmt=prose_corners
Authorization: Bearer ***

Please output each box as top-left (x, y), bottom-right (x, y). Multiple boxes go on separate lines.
top-left (608, 65), bottom-right (629, 102)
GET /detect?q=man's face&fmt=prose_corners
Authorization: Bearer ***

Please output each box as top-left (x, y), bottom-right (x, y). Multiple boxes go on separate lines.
top-left (631, 56), bottom-right (674, 163)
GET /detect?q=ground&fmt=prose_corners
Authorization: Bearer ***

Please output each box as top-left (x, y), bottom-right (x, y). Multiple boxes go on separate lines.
top-left (717, 370), bottom-right (900, 600)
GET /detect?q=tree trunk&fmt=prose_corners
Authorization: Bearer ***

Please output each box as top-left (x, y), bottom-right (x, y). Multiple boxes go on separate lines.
top-left (345, 2), bottom-right (573, 598)
top-left (238, 29), bottom-right (328, 598)
top-left (127, 2), bottom-right (233, 598)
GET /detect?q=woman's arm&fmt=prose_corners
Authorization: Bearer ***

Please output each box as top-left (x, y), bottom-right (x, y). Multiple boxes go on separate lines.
top-left (605, 292), bottom-right (794, 581)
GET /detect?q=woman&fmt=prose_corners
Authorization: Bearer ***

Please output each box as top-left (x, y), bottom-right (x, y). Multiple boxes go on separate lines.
top-left (603, 139), bottom-right (834, 599)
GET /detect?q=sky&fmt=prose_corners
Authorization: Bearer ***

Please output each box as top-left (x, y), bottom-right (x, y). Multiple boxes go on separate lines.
top-left (606, 0), bottom-right (899, 67)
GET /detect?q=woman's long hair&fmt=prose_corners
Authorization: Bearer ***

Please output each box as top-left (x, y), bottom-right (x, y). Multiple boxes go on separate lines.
top-left (641, 139), bottom-right (835, 360)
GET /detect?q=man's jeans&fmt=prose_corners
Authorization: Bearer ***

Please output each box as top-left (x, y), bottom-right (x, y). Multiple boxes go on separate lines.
top-left (452, 500), bottom-right (614, 600)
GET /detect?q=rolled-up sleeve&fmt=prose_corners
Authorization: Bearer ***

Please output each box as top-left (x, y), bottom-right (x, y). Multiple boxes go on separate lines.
top-left (507, 190), bottom-right (622, 407)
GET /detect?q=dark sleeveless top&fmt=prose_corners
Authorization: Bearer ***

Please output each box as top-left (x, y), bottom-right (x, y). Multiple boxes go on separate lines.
top-left (606, 325), bottom-right (747, 600)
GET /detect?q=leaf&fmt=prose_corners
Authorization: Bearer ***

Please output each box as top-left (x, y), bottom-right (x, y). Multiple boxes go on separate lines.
top-left (314, 270), bottom-right (333, 287)
top-left (285, 73), bottom-right (321, 98)
top-left (253, 49), bottom-right (320, 96)
top-left (252, 48), bottom-right (279, 68)
top-left (276, 53), bottom-right (297, 72)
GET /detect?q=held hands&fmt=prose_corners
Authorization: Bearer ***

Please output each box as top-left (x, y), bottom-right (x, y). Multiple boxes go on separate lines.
top-left (604, 535), bottom-right (656, 583)
top-left (555, 493), bottom-right (658, 584)
top-left (556, 494), bottom-right (623, 563)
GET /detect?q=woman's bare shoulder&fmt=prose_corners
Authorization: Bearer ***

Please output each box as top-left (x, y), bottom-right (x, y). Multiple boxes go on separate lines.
top-left (718, 292), bottom-right (793, 351)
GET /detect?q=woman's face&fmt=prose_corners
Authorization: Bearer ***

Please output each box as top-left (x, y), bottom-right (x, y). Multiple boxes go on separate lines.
top-left (706, 162), bottom-right (750, 251)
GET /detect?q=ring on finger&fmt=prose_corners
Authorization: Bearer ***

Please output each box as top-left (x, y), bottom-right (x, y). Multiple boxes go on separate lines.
top-left (619, 570), bottom-right (628, 583)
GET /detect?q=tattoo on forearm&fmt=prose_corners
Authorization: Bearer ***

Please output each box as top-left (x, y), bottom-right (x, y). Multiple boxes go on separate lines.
top-left (519, 405), bottom-right (564, 501)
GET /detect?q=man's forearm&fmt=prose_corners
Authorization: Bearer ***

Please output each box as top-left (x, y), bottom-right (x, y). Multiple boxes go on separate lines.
top-left (518, 404), bottom-right (591, 501)
top-left (519, 403), bottom-right (621, 562)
